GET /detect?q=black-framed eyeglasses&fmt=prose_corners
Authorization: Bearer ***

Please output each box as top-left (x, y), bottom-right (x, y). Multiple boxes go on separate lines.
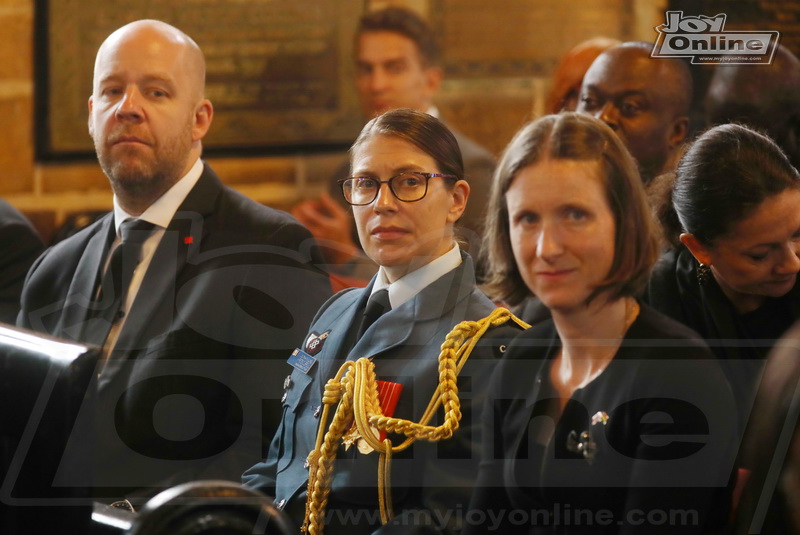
top-left (338, 172), bottom-right (458, 206)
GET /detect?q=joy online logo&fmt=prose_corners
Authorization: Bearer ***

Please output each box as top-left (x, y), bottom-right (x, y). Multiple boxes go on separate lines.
top-left (651, 11), bottom-right (780, 64)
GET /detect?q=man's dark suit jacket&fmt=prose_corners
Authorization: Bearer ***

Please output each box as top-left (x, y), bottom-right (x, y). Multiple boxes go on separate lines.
top-left (17, 164), bottom-right (332, 498)
top-left (242, 252), bottom-right (523, 535)
top-left (0, 200), bottom-right (43, 325)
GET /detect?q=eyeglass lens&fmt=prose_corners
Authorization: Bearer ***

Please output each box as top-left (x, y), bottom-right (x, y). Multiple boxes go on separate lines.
top-left (343, 172), bottom-right (428, 204)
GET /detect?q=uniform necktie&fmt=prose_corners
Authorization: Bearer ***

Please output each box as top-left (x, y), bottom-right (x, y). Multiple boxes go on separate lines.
top-left (83, 219), bottom-right (155, 347)
top-left (357, 288), bottom-right (391, 339)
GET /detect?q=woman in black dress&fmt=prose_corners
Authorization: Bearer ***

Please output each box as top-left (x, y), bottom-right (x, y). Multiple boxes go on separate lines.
top-left (466, 113), bottom-right (737, 534)
top-left (646, 123), bottom-right (800, 429)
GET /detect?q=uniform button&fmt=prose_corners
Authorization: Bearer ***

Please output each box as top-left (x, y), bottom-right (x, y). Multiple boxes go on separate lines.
top-left (303, 458), bottom-right (310, 469)
top-left (283, 375), bottom-right (293, 389)
top-left (313, 405), bottom-right (321, 418)
top-left (281, 392), bottom-right (288, 403)
top-left (276, 498), bottom-right (286, 510)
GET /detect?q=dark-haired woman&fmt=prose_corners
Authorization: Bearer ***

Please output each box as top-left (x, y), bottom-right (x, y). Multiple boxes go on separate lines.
top-left (646, 123), bottom-right (800, 429)
top-left (465, 113), bottom-right (736, 534)
top-left (243, 108), bottom-right (521, 535)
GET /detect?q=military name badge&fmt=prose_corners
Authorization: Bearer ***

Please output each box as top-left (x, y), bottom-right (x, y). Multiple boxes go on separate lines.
top-left (287, 330), bottom-right (330, 374)
top-left (288, 349), bottom-right (317, 374)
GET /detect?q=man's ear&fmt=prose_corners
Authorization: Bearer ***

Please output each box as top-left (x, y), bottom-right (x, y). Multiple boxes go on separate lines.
top-left (668, 116), bottom-right (689, 149)
top-left (680, 233), bottom-right (713, 265)
top-left (192, 99), bottom-right (214, 141)
top-left (87, 96), bottom-right (94, 137)
top-left (447, 180), bottom-right (470, 223)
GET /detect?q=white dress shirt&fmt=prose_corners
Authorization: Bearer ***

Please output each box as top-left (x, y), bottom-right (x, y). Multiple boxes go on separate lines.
top-left (371, 243), bottom-right (462, 310)
top-left (103, 158), bottom-right (204, 353)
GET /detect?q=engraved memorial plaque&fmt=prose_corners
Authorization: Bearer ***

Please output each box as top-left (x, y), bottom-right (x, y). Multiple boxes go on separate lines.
top-left (37, 0), bottom-right (364, 158)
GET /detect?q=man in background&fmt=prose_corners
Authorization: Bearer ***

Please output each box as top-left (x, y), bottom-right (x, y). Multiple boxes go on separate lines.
top-left (292, 7), bottom-right (495, 280)
top-left (577, 41), bottom-right (692, 184)
top-left (705, 44), bottom-right (800, 170)
top-left (547, 36), bottom-right (620, 114)
top-left (18, 19), bottom-right (330, 499)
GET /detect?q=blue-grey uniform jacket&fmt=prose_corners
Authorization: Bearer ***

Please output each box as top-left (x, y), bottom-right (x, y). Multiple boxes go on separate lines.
top-left (242, 252), bottom-right (523, 535)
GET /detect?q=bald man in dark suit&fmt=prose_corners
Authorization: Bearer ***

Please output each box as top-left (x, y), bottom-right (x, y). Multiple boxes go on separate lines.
top-left (18, 20), bottom-right (331, 499)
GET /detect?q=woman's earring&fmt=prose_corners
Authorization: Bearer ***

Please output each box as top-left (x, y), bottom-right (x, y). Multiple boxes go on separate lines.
top-left (697, 263), bottom-right (711, 285)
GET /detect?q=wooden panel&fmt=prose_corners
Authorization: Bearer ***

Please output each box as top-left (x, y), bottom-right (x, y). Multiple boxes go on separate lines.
top-left (0, 97), bottom-right (33, 194)
top-left (432, 0), bottom-right (627, 78)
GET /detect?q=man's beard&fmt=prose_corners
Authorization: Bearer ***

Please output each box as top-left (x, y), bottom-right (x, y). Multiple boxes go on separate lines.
top-left (95, 130), bottom-right (192, 202)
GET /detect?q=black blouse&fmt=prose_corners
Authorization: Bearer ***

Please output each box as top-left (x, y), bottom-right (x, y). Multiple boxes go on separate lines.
top-left (644, 247), bottom-right (800, 428)
top-left (465, 304), bottom-right (737, 535)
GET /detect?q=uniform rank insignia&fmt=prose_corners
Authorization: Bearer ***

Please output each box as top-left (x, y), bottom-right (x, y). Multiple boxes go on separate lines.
top-left (304, 330), bottom-right (330, 356)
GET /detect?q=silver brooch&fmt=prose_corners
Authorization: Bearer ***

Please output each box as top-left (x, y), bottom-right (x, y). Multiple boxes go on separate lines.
top-left (566, 411), bottom-right (609, 465)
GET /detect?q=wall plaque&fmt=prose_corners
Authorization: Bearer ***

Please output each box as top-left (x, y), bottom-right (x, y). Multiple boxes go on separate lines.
top-left (36, 0), bottom-right (364, 159)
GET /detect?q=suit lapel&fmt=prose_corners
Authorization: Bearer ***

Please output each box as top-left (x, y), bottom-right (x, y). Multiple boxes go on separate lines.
top-left (350, 252), bottom-right (478, 361)
top-left (348, 300), bottom-right (414, 360)
top-left (315, 286), bottom-right (370, 389)
top-left (60, 215), bottom-right (114, 340)
top-left (101, 165), bottom-right (222, 382)
top-left (311, 253), bottom-right (478, 399)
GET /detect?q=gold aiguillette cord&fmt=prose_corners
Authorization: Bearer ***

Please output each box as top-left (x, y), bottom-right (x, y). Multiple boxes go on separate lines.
top-left (301, 308), bottom-right (530, 535)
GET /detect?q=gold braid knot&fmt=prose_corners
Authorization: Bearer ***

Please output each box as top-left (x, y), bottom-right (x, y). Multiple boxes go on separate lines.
top-left (301, 307), bottom-right (530, 534)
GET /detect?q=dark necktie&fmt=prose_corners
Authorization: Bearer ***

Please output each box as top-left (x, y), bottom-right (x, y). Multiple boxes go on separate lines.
top-left (357, 288), bottom-right (391, 339)
top-left (83, 219), bottom-right (156, 347)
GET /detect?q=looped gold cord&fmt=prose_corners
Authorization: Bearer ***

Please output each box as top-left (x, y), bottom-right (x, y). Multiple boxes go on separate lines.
top-left (301, 308), bottom-right (530, 534)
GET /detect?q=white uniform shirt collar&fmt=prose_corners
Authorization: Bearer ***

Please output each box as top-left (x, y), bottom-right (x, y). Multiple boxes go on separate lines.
top-left (112, 158), bottom-right (204, 232)
top-left (372, 244), bottom-right (462, 309)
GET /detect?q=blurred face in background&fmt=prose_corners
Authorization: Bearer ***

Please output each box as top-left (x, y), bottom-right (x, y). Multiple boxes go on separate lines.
top-left (577, 46), bottom-right (687, 182)
top-left (355, 31), bottom-right (441, 117)
top-left (547, 37), bottom-right (620, 113)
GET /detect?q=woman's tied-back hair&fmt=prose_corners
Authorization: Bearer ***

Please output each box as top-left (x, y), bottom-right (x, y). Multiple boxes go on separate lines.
top-left (669, 123), bottom-right (800, 247)
top-left (350, 107), bottom-right (464, 182)
top-left (481, 112), bottom-right (659, 306)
